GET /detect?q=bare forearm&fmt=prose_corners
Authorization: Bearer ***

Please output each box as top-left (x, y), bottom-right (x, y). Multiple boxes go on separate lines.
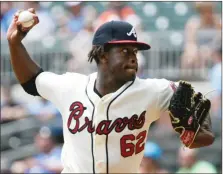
top-left (8, 41), bottom-right (41, 83)
top-left (190, 113), bottom-right (215, 149)
top-left (7, 9), bottom-right (40, 84)
top-left (189, 128), bottom-right (215, 148)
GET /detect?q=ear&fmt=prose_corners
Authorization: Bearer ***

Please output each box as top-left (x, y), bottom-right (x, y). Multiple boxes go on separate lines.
top-left (99, 52), bottom-right (108, 64)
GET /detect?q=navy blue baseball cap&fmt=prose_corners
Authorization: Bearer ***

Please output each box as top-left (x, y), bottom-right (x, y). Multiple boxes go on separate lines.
top-left (92, 21), bottom-right (151, 50)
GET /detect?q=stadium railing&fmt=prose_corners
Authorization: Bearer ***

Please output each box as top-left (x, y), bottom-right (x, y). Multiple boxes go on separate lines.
top-left (1, 30), bottom-right (209, 83)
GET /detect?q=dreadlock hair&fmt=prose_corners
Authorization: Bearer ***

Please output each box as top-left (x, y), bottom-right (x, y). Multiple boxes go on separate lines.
top-left (88, 45), bottom-right (104, 64)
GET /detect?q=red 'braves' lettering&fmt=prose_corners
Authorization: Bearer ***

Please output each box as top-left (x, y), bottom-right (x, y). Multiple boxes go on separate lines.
top-left (67, 102), bottom-right (146, 135)
top-left (115, 118), bottom-right (129, 132)
top-left (87, 119), bottom-right (95, 133)
top-left (78, 117), bottom-right (91, 132)
top-left (67, 101), bottom-right (86, 134)
top-left (96, 120), bottom-right (112, 135)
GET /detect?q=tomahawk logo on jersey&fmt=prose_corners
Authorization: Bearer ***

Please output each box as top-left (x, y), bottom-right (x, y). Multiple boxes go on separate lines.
top-left (35, 72), bottom-right (175, 173)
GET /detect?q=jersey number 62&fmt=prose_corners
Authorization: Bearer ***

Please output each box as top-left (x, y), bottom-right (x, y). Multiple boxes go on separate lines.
top-left (120, 130), bottom-right (147, 158)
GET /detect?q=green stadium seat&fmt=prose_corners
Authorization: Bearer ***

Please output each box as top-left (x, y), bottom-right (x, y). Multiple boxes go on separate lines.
top-left (155, 16), bottom-right (170, 31)
top-left (129, 1), bottom-right (222, 31)
top-left (40, 1), bottom-right (222, 32)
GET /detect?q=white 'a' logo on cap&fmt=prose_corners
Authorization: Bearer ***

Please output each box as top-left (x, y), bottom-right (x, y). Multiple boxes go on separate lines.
top-left (127, 27), bottom-right (137, 38)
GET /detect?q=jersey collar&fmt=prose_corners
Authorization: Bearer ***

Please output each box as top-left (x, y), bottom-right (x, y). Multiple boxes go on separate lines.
top-left (86, 72), bottom-right (135, 105)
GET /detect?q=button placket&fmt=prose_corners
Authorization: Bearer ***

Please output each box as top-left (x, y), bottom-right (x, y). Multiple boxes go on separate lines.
top-left (94, 100), bottom-right (107, 173)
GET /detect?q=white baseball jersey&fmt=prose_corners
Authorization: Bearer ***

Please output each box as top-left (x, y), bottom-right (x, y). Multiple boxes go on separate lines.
top-left (35, 72), bottom-right (176, 173)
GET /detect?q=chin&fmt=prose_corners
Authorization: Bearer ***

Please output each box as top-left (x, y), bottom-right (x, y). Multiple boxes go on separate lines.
top-left (125, 73), bottom-right (136, 82)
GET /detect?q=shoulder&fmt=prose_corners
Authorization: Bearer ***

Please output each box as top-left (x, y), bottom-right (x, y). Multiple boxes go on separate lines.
top-left (137, 77), bottom-right (172, 90)
top-left (61, 72), bottom-right (88, 81)
top-left (37, 71), bottom-right (88, 84)
top-left (35, 72), bottom-right (89, 96)
top-left (134, 78), bottom-right (176, 99)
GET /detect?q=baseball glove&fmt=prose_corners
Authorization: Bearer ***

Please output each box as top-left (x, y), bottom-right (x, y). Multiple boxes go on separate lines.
top-left (168, 81), bottom-right (211, 147)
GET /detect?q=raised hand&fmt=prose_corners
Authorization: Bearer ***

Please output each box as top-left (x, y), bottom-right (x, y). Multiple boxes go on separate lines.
top-left (7, 8), bottom-right (39, 44)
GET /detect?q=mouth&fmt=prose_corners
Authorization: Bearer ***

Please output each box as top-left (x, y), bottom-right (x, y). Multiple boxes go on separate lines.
top-left (126, 68), bottom-right (137, 73)
top-left (125, 65), bottom-right (138, 72)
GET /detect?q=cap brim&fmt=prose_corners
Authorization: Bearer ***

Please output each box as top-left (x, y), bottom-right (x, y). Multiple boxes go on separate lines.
top-left (107, 40), bottom-right (151, 50)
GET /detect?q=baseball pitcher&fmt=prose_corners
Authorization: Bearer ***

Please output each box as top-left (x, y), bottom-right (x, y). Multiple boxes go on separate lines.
top-left (7, 8), bottom-right (215, 173)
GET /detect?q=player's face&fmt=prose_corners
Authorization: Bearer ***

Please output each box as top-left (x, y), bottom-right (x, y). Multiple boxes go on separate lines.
top-left (106, 44), bottom-right (138, 82)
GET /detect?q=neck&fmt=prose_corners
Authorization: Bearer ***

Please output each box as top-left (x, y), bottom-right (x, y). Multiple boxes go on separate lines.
top-left (95, 71), bottom-right (126, 97)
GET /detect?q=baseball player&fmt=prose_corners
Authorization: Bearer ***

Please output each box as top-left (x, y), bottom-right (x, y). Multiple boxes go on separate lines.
top-left (7, 8), bottom-right (215, 173)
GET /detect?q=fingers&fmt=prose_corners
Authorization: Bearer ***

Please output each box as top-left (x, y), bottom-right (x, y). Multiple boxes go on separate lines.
top-left (33, 14), bottom-right (39, 25)
top-left (16, 23), bottom-right (28, 37)
top-left (194, 92), bottom-right (203, 99)
top-left (195, 99), bottom-right (211, 125)
top-left (14, 10), bottom-right (24, 18)
top-left (16, 21), bottom-right (21, 26)
top-left (193, 92), bottom-right (203, 107)
top-left (14, 8), bottom-right (35, 18)
top-left (7, 8), bottom-right (39, 41)
top-left (22, 15), bottom-right (39, 31)
top-left (13, 10), bottom-right (22, 22)
top-left (28, 8), bottom-right (36, 14)
top-left (15, 9), bottom-right (39, 32)
top-left (203, 99), bottom-right (211, 110)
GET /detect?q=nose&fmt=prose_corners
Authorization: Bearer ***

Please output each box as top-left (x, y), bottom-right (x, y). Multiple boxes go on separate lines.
top-left (129, 56), bottom-right (138, 70)
top-left (130, 56), bottom-right (137, 64)
top-left (131, 59), bottom-right (136, 64)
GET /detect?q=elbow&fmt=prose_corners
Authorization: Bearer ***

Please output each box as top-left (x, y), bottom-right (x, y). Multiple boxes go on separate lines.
top-left (207, 133), bottom-right (215, 146)
top-left (203, 131), bottom-right (215, 147)
top-left (200, 132), bottom-right (215, 147)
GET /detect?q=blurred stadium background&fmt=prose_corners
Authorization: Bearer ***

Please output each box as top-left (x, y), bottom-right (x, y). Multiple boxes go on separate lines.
top-left (1, 1), bottom-right (222, 173)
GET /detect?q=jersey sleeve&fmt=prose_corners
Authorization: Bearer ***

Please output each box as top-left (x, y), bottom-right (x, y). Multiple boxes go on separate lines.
top-left (35, 72), bottom-right (65, 107)
top-left (156, 79), bottom-right (178, 112)
top-left (35, 71), bottom-right (84, 108)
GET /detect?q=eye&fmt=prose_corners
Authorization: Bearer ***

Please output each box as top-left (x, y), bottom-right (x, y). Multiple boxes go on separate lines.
top-left (122, 48), bottom-right (128, 54)
top-left (133, 49), bottom-right (138, 55)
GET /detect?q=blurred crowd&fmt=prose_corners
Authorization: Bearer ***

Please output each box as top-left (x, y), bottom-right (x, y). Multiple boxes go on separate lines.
top-left (139, 142), bottom-right (218, 173)
top-left (1, 1), bottom-right (222, 173)
top-left (1, 2), bottom-right (222, 75)
top-left (1, 126), bottom-right (63, 173)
